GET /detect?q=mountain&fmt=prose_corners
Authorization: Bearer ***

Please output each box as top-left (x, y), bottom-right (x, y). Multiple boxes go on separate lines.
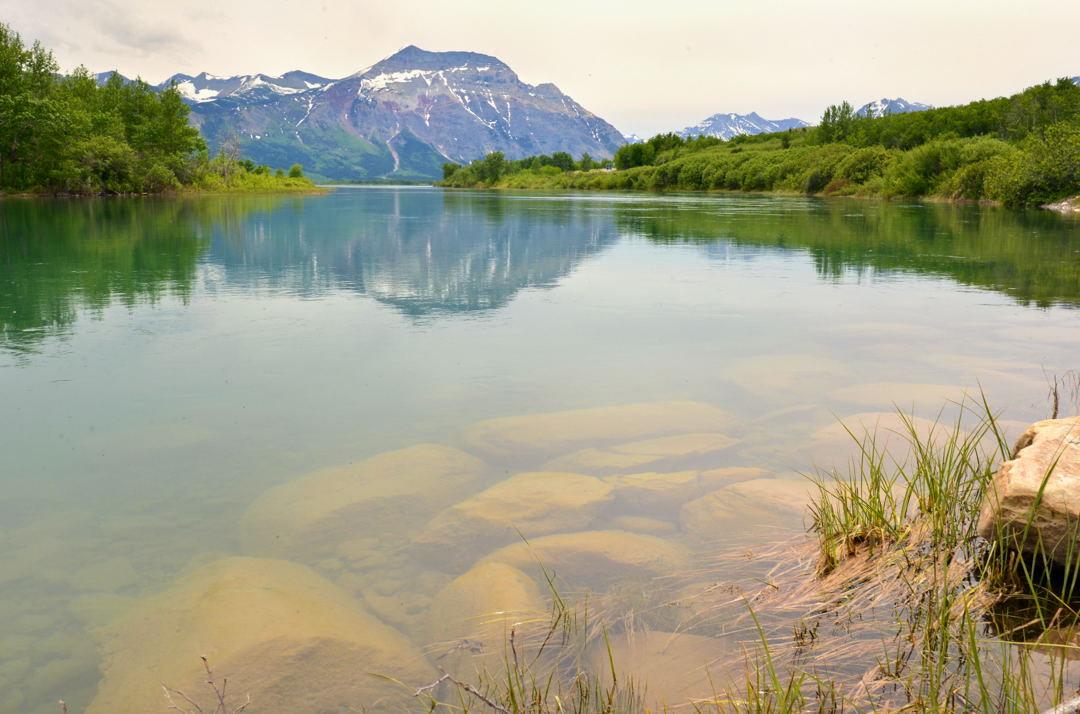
top-left (162, 71), bottom-right (332, 103)
top-left (676, 112), bottom-right (810, 140)
top-left (158, 46), bottom-right (625, 181)
top-left (855, 97), bottom-right (932, 118)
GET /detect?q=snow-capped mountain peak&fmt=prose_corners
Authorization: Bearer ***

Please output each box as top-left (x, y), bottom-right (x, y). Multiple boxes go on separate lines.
top-left (677, 112), bottom-right (809, 140)
top-left (855, 97), bottom-right (932, 118)
top-left (161, 71), bottom-right (332, 103)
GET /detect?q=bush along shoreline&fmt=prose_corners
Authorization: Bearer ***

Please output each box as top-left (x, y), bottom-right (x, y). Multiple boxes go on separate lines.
top-left (440, 79), bottom-right (1080, 210)
top-left (0, 23), bottom-right (320, 197)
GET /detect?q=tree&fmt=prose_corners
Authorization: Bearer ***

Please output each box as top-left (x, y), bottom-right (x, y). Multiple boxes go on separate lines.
top-left (550, 151), bottom-right (574, 171)
top-left (818, 101), bottom-right (856, 144)
top-left (288, 164), bottom-right (304, 178)
top-left (477, 151), bottom-right (506, 183)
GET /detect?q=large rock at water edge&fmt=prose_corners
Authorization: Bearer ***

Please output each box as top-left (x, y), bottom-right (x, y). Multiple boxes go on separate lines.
top-left (87, 557), bottom-right (433, 714)
top-left (977, 417), bottom-right (1080, 567)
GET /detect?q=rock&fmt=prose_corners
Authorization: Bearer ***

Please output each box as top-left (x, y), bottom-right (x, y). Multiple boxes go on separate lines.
top-left (607, 516), bottom-right (678, 536)
top-left (86, 557), bottom-right (434, 714)
top-left (426, 562), bottom-right (545, 678)
top-left (977, 417), bottom-right (1080, 568)
top-left (480, 530), bottom-right (687, 586)
top-left (590, 630), bottom-right (735, 710)
top-left (606, 467), bottom-right (770, 514)
top-left (1044, 195), bottom-right (1080, 214)
top-left (803, 412), bottom-right (960, 473)
top-left (679, 479), bottom-right (816, 542)
top-left (415, 472), bottom-right (614, 551)
top-left (544, 432), bottom-right (739, 474)
top-left (462, 401), bottom-right (735, 459)
top-left (241, 444), bottom-right (486, 558)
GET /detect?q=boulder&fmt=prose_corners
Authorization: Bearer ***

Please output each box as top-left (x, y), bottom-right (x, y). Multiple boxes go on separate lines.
top-left (415, 472), bottom-right (614, 552)
top-left (679, 478), bottom-right (816, 542)
top-left (426, 562), bottom-right (546, 679)
top-left (480, 530), bottom-right (688, 586)
top-left (543, 432), bottom-right (739, 474)
top-left (606, 467), bottom-right (770, 514)
top-left (87, 557), bottom-right (434, 714)
top-left (590, 630), bottom-right (735, 710)
top-left (462, 401), bottom-right (735, 459)
top-left (241, 444), bottom-right (486, 558)
top-left (977, 417), bottom-right (1080, 567)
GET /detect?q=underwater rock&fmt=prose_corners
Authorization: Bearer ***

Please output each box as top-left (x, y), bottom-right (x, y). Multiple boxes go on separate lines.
top-left (86, 557), bottom-right (433, 714)
top-left (607, 515), bottom-right (679, 535)
top-left (480, 530), bottom-right (687, 585)
top-left (606, 467), bottom-right (770, 514)
top-left (590, 630), bottom-right (734, 710)
top-left (977, 417), bottom-right (1080, 568)
top-left (679, 478), bottom-right (815, 542)
top-left (803, 411), bottom-right (960, 472)
top-left (241, 444), bottom-right (486, 558)
top-left (462, 401), bottom-right (735, 459)
top-left (543, 432), bottom-right (739, 474)
top-left (415, 472), bottom-right (614, 551)
top-left (426, 562), bottom-right (545, 678)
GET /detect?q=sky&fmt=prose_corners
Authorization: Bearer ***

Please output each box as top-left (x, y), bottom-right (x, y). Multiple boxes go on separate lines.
top-left (9, 0), bottom-right (1080, 137)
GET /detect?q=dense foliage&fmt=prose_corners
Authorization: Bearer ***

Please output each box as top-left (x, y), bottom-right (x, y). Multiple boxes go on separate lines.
top-left (0, 23), bottom-right (314, 194)
top-left (440, 151), bottom-right (612, 187)
top-left (441, 79), bottom-right (1080, 207)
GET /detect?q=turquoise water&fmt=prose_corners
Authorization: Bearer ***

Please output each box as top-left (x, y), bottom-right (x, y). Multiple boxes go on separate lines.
top-left (1, 188), bottom-right (1078, 712)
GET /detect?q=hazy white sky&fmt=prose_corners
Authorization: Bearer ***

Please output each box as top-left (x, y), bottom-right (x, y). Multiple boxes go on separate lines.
top-left (9, 0), bottom-right (1079, 136)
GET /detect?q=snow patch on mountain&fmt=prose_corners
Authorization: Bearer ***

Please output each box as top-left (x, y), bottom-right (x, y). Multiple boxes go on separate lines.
top-left (855, 97), bottom-right (932, 118)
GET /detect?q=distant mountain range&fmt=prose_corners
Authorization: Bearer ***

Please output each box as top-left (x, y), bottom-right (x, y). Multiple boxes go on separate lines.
top-left (855, 97), bottom-right (933, 118)
top-left (676, 112), bottom-right (810, 139)
top-left (101, 47), bottom-right (624, 181)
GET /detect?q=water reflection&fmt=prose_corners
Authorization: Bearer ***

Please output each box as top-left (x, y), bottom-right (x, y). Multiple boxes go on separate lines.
top-left (621, 197), bottom-right (1080, 308)
top-left (5, 191), bottom-right (1079, 360)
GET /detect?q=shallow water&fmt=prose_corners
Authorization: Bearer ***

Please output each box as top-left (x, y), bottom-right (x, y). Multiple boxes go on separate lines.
top-left (1, 188), bottom-right (1078, 712)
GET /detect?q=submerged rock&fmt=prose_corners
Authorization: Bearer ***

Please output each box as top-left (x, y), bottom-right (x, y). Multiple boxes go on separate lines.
top-left (87, 557), bottom-right (433, 714)
top-left (480, 530), bottom-right (688, 585)
top-left (241, 444), bottom-right (486, 558)
top-left (426, 562), bottom-right (546, 678)
top-left (415, 472), bottom-right (614, 552)
top-left (543, 432), bottom-right (740, 473)
top-left (679, 478), bottom-right (815, 542)
top-left (977, 417), bottom-right (1080, 567)
top-left (462, 401), bottom-right (735, 459)
top-left (606, 467), bottom-right (770, 514)
top-left (590, 630), bottom-right (734, 710)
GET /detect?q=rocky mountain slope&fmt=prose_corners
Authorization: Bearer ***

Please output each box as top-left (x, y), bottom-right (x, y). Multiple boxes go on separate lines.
top-left (115, 46), bottom-right (626, 181)
top-left (676, 112), bottom-right (810, 139)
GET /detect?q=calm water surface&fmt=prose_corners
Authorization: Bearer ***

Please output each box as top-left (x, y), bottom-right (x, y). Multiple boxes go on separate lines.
top-left (1, 188), bottom-right (1078, 712)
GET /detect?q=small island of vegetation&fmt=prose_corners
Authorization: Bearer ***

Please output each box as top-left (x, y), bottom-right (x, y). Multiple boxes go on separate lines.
top-left (0, 23), bottom-right (318, 196)
top-left (440, 79), bottom-right (1080, 208)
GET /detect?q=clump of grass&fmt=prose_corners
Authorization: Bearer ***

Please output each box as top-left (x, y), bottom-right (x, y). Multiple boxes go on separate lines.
top-left (707, 395), bottom-right (1080, 713)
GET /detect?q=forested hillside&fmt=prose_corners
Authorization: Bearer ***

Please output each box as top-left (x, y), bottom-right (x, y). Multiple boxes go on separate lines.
top-left (0, 24), bottom-right (314, 194)
top-left (442, 79), bottom-right (1080, 207)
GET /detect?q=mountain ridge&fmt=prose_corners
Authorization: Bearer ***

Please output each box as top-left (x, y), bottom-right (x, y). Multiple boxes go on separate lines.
top-left (102, 46), bottom-right (626, 181)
